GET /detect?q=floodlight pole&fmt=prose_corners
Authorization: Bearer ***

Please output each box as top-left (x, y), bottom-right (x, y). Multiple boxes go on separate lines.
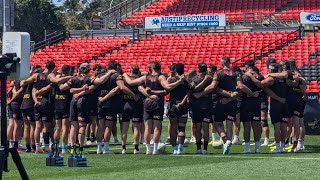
top-left (0, 71), bottom-right (29, 180)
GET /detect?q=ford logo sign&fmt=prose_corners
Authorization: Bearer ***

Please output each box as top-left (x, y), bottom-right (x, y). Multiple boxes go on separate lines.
top-left (306, 14), bottom-right (320, 21)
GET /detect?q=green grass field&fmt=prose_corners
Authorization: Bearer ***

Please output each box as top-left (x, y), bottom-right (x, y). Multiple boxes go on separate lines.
top-left (3, 118), bottom-right (320, 180)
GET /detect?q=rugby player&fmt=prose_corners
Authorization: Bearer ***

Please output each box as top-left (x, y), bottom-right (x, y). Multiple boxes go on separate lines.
top-left (60, 62), bottom-right (115, 155)
top-left (20, 61), bottom-right (71, 153)
top-left (194, 57), bottom-right (256, 154)
top-left (121, 65), bottom-right (144, 154)
top-left (248, 63), bottom-right (288, 153)
top-left (96, 60), bottom-right (136, 154)
top-left (53, 65), bottom-right (73, 154)
top-left (123, 61), bottom-right (184, 155)
top-left (167, 63), bottom-right (190, 154)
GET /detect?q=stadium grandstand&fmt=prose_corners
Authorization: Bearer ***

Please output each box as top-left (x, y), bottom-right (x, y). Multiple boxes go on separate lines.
top-left (3, 0), bottom-right (320, 179)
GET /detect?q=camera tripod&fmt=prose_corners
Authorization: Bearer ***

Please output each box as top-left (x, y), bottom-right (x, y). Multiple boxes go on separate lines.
top-left (0, 73), bottom-right (29, 180)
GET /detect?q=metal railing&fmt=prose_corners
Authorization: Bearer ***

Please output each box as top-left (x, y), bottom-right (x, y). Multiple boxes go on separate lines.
top-left (31, 31), bottom-right (68, 52)
top-left (233, 27), bottom-right (301, 65)
top-left (101, 0), bottom-right (157, 29)
top-left (68, 29), bottom-right (140, 40)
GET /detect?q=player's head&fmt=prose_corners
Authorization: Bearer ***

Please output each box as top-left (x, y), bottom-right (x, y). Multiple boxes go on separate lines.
top-left (79, 63), bottom-right (90, 74)
top-left (245, 60), bottom-right (255, 71)
top-left (108, 60), bottom-right (118, 70)
top-left (208, 65), bottom-right (217, 76)
top-left (150, 61), bottom-right (161, 73)
top-left (116, 62), bottom-right (123, 74)
top-left (266, 58), bottom-right (276, 68)
top-left (279, 60), bottom-right (287, 71)
top-left (232, 66), bottom-right (241, 75)
top-left (46, 61), bottom-right (55, 71)
top-left (197, 62), bottom-right (207, 74)
top-left (61, 65), bottom-right (71, 76)
top-left (130, 65), bottom-right (140, 76)
top-left (175, 63), bottom-right (184, 75)
top-left (221, 56), bottom-right (231, 67)
top-left (251, 66), bottom-right (259, 73)
top-left (287, 58), bottom-right (297, 70)
top-left (268, 63), bottom-right (279, 73)
top-left (170, 63), bottom-right (176, 74)
top-left (93, 64), bottom-right (102, 75)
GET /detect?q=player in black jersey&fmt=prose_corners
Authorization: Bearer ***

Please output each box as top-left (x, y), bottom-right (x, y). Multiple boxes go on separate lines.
top-left (120, 65), bottom-right (145, 154)
top-left (269, 59), bottom-right (307, 152)
top-left (123, 61), bottom-right (184, 155)
top-left (53, 65), bottom-right (73, 154)
top-left (8, 80), bottom-right (24, 151)
top-left (186, 69), bottom-right (197, 143)
top-left (95, 60), bottom-right (136, 154)
top-left (60, 62), bottom-right (115, 155)
top-left (167, 63), bottom-right (190, 155)
top-left (241, 60), bottom-right (265, 153)
top-left (249, 63), bottom-right (288, 153)
top-left (207, 65), bottom-right (219, 145)
top-left (261, 58), bottom-right (276, 146)
top-left (21, 61), bottom-right (71, 153)
top-left (7, 81), bottom-right (15, 149)
top-left (193, 57), bottom-right (255, 154)
top-left (19, 67), bottom-right (42, 152)
top-left (85, 64), bottom-right (102, 146)
top-left (232, 66), bottom-right (243, 145)
top-left (189, 63), bottom-right (213, 154)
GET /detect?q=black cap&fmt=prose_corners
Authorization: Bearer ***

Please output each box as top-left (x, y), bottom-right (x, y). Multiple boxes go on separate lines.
top-left (197, 62), bottom-right (207, 73)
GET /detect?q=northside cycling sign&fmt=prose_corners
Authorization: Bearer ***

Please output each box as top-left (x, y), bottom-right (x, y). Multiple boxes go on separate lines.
top-left (300, 12), bottom-right (320, 24)
top-left (144, 14), bottom-right (226, 29)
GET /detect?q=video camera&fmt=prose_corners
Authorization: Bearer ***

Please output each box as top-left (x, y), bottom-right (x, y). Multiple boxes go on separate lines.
top-left (0, 53), bottom-right (21, 75)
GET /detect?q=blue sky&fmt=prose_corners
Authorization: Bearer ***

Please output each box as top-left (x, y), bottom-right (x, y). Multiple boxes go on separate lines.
top-left (52, 0), bottom-right (64, 6)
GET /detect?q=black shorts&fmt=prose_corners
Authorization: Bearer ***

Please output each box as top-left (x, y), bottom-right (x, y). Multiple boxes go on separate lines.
top-left (168, 103), bottom-right (188, 119)
top-left (9, 102), bottom-right (23, 120)
top-left (21, 108), bottom-right (35, 122)
top-left (270, 101), bottom-right (289, 124)
top-left (260, 99), bottom-right (268, 112)
top-left (292, 99), bottom-right (306, 118)
top-left (69, 98), bottom-right (90, 123)
top-left (240, 98), bottom-right (261, 122)
top-left (98, 107), bottom-right (119, 121)
top-left (122, 101), bottom-right (143, 123)
top-left (190, 105), bottom-right (212, 123)
top-left (236, 100), bottom-right (243, 114)
top-left (34, 98), bottom-right (53, 121)
top-left (7, 105), bottom-right (13, 119)
top-left (143, 107), bottom-right (164, 121)
top-left (215, 100), bottom-right (237, 122)
top-left (55, 110), bottom-right (70, 120)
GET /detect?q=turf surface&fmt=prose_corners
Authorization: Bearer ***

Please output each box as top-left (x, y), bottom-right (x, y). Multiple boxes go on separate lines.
top-left (3, 118), bottom-right (320, 180)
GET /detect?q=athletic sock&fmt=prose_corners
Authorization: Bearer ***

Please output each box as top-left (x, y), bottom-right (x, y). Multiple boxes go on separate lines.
top-left (79, 146), bottom-right (84, 152)
top-left (233, 135), bottom-right (239, 142)
top-left (104, 142), bottom-right (109, 151)
top-left (9, 140), bottom-right (14, 148)
top-left (134, 144), bottom-right (139, 151)
top-left (172, 146), bottom-right (177, 152)
top-left (122, 145), bottom-right (126, 150)
top-left (50, 135), bottom-right (54, 145)
top-left (212, 133), bottom-right (216, 141)
top-left (44, 132), bottom-right (50, 150)
top-left (276, 143), bottom-right (281, 151)
top-left (196, 141), bottom-right (201, 150)
top-left (153, 143), bottom-right (158, 152)
top-left (36, 143), bottom-right (41, 151)
top-left (285, 138), bottom-right (289, 145)
top-left (204, 141), bottom-right (208, 151)
top-left (146, 144), bottom-right (151, 152)
top-left (292, 141), bottom-right (298, 149)
top-left (14, 141), bottom-right (19, 149)
top-left (245, 142), bottom-right (250, 152)
top-left (178, 144), bottom-right (183, 151)
top-left (87, 137), bottom-right (91, 141)
top-left (97, 142), bottom-right (102, 150)
top-left (255, 141), bottom-right (260, 152)
top-left (32, 144), bottom-right (36, 151)
top-left (26, 144), bottom-right (31, 151)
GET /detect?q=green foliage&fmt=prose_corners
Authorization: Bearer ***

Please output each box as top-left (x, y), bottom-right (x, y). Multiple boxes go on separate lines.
top-left (14, 0), bottom-right (65, 42)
